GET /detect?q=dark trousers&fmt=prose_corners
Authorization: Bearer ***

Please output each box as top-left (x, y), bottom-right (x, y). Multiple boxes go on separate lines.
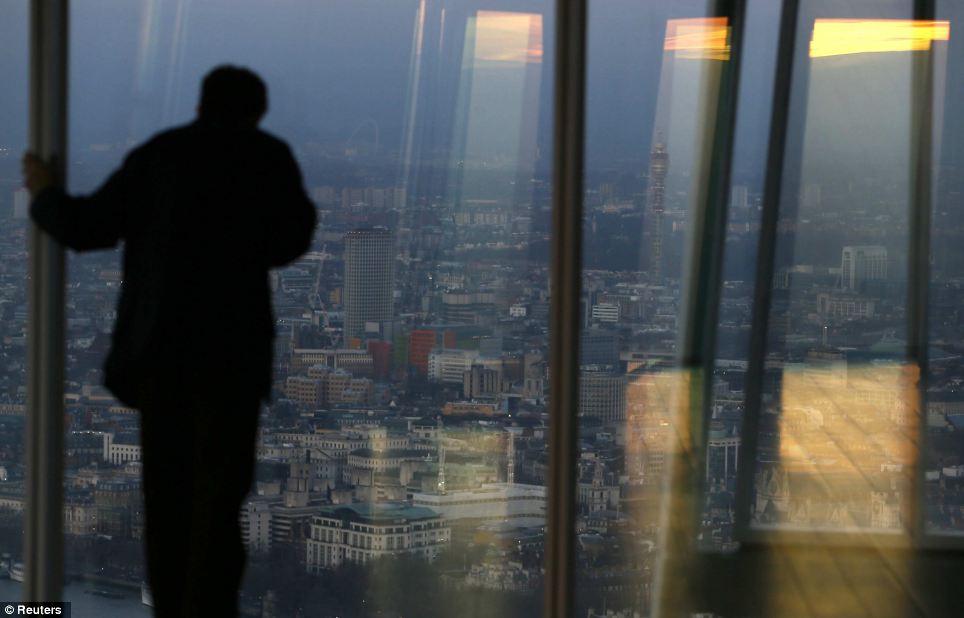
top-left (139, 387), bottom-right (260, 617)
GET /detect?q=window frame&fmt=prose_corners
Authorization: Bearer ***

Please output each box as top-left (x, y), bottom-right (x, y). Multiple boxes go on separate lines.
top-left (733, 0), bottom-right (964, 552)
top-left (23, 0), bottom-right (963, 616)
top-left (25, 0), bottom-right (68, 603)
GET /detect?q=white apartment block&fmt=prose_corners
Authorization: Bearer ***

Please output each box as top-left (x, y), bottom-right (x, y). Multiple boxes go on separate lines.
top-left (305, 502), bottom-right (449, 573)
top-left (427, 348), bottom-right (479, 384)
top-left (411, 482), bottom-right (546, 525)
top-left (840, 245), bottom-right (888, 291)
top-left (591, 302), bottom-right (620, 323)
top-left (103, 433), bottom-right (142, 465)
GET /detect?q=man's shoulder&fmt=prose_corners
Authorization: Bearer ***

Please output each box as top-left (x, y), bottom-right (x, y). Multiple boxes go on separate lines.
top-left (252, 128), bottom-right (294, 156)
top-left (128, 124), bottom-right (295, 167)
top-left (127, 125), bottom-right (195, 159)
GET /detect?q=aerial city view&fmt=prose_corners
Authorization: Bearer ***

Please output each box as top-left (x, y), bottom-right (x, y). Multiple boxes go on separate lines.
top-left (1, 1), bottom-right (963, 617)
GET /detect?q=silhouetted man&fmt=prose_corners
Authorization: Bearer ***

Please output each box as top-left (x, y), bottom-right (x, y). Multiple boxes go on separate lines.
top-left (23, 66), bottom-right (316, 617)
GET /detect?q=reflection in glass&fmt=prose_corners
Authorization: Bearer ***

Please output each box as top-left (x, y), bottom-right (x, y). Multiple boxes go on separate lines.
top-left (809, 19), bottom-right (950, 58)
top-left (756, 362), bottom-right (918, 531)
top-left (68, 0), bottom-right (551, 615)
top-left (451, 10), bottom-right (544, 210)
top-left (664, 16), bottom-right (731, 60)
top-left (749, 7), bottom-right (950, 536)
top-left (578, 5), bottom-right (733, 616)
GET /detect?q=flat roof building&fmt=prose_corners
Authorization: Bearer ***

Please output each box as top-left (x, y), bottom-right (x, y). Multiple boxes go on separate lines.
top-left (306, 502), bottom-right (449, 572)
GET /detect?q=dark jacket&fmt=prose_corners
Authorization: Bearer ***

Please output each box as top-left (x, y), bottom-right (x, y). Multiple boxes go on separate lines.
top-left (31, 120), bottom-right (317, 408)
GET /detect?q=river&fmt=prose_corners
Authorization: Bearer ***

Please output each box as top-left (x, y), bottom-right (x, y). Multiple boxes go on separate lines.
top-left (0, 579), bottom-right (152, 617)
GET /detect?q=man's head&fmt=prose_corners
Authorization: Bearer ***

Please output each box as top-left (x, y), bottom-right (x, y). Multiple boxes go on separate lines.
top-left (198, 65), bottom-right (267, 127)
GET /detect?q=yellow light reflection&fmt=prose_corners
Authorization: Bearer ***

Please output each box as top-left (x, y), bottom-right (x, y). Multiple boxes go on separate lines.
top-left (765, 362), bottom-right (918, 531)
top-left (473, 11), bottom-right (543, 64)
top-left (752, 362), bottom-right (921, 615)
top-left (663, 17), bottom-right (730, 61)
top-left (810, 19), bottom-right (950, 58)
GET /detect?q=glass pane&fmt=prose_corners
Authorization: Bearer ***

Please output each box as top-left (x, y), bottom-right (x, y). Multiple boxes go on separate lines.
top-left (63, 2), bottom-right (152, 613)
top-left (705, 0), bottom-right (781, 554)
top-left (578, 1), bottom-right (734, 615)
top-left (67, 0), bottom-right (551, 615)
top-left (748, 0), bottom-right (948, 536)
top-left (0, 0), bottom-right (30, 603)
top-left (926, 0), bottom-right (964, 537)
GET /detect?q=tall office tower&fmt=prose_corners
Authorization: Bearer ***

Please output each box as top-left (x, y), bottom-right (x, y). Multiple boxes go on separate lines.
top-left (12, 188), bottom-right (29, 220)
top-left (642, 140), bottom-right (669, 280)
top-left (343, 228), bottom-right (395, 341)
top-left (840, 245), bottom-right (888, 291)
top-left (730, 184), bottom-right (749, 210)
top-left (801, 183), bottom-right (822, 210)
top-left (578, 371), bottom-right (628, 422)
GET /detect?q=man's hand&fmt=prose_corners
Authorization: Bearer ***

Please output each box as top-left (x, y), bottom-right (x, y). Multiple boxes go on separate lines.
top-left (22, 152), bottom-right (55, 196)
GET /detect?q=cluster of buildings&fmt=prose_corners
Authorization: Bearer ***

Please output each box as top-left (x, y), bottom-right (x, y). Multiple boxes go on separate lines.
top-left (1, 130), bottom-right (963, 617)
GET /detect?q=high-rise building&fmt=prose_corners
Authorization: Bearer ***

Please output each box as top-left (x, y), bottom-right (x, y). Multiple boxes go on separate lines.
top-left (343, 228), bottom-right (395, 340)
top-left (306, 503), bottom-right (449, 572)
top-left (590, 302), bottom-right (620, 324)
top-left (13, 188), bottom-right (29, 220)
top-left (642, 140), bottom-right (669, 280)
top-left (839, 245), bottom-right (888, 291)
top-left (409, 329), bottom-right (438, 377)
top-left (730, 184), bottom-right (748, 210)
top-left (463, 364), bottom-right (503, 399)
top-left (428, 348), bottom-right (479, 384)
top-left (801, 183), bottom-right (822, 210)
top-left (580, 328), bottom-right (619, 368)
top-left (578, 372), bottom-right (628, 422)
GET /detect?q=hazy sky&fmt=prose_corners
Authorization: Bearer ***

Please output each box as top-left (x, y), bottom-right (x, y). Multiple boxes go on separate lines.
top-left (3, 0), bottom-right (763, 173)
top-left (1, 0), bottom-right (961, 190)
top-left (0, 1), bottom-right (29, 151)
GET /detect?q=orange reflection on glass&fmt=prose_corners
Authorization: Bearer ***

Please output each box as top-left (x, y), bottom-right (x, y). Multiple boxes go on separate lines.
top-left (759, 362), bottom-right (919, 531)
top-left (624, 370), bottom-right (694, 484)
top-left (663, 17), bottom-right (730, 61)
top-left (810, 19), bottom-right (950, 58)
top-left (473, 10), bottom-right (543, 64)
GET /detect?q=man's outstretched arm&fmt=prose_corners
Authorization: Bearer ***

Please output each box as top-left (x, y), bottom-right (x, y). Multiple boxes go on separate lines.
top-left (23, 151), bottom-right (127, 252)
top-left (266, 144), bottom-right (317, 267)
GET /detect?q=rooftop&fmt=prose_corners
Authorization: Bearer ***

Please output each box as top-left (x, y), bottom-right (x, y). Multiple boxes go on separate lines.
top-left (318, 502), bottom-right (441, 524)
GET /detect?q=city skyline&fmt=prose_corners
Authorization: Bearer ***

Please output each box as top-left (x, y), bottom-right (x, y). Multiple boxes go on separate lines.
top-left (2, 1), bottom-right (964, 617)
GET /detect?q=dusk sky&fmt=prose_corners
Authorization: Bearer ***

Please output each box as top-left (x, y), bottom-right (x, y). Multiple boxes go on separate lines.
top-left (1, 1), bottom-right (776, 179)
top-left (2, 0), bottom-right (962, 191)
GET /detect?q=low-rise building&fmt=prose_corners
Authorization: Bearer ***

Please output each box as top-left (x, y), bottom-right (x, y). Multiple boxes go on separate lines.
top-left (411, 482), bottom-right (546, 525)
top-left (442, 401), bottom-right (502, 417)
top-left (241, 500), bottom-right (273, 554)
top-left (428, 348), bottom-right (479, 384)
top-left (103, 433), bottom-right (142, 465)
top-left (305, 502), bottom-right (449, 572)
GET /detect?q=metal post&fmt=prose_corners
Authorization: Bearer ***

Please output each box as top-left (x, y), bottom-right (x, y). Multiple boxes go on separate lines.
top-left (676, 0), bottom-right (749, 513)
top-left (652, 2), bottom-right (747, 615)
top-left (734, 0), bottom-right (800, 538)
top-left (544, 0), bottom-right (586, 615)
top-left (26, 0), bottom-right (68, 603)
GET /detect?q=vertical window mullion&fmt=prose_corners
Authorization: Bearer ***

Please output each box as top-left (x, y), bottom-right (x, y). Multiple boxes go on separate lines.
top-left (26, 0), bottom-right (68, 603)
top-left (734, 0), bottom-right (801, 540)
top-left (652, 1), bottom-right (748, 615)
top-left (678, 0), bottom-right (749, 372)
top-left (909, 0), bottom-right (936, 546)
top-left (544, 0), bottom-right (587, 616)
